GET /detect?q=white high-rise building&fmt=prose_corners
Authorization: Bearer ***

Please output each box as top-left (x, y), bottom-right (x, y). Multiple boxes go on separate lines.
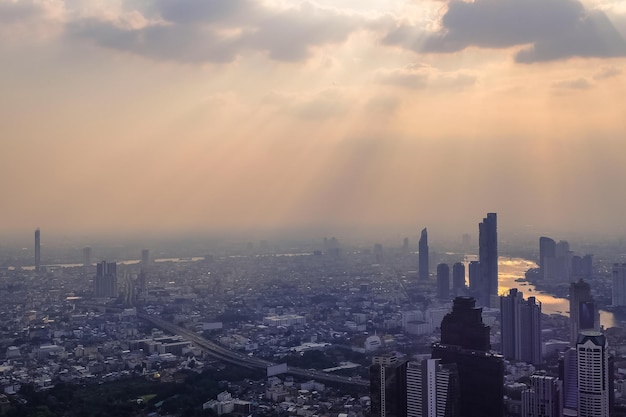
top-left (521, 374), bottom-right (561, 417)
top-left (612, 264), bottom-right (626, 307)
top-left (577, 331), bottom-right (609, 417)
top-left (406, 359), bottom-right (458, 417)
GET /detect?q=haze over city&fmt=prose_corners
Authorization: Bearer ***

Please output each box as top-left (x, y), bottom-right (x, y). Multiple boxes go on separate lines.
top-left (2, 0), bottom-right (626, 239)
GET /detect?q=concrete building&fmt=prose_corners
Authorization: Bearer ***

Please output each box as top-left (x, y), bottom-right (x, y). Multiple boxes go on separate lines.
top-left (612, 263), bottom-right (626, 307)
top-left (419, 228), bottom-right (429, 281)
top-left (478, 213), bottom-right (498, 307)
top-left (500, 288), bottom-right (542, 364)
top-left (406, 359), bottom-right (459, 417)
top-left (521, 374), bottom-right (561, 417)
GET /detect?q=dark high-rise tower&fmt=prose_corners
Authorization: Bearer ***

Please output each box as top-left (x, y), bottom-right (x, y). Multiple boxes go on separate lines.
top-left (419, 228), bottom-right (429, 280)
top-left (141, 249), bottom-right (150, 268)
top-left (432, 297), bottom-right (503, 417)
top-left (370, 353), bottom-right (408, 417)
top-left (478, 213), bottom-right (498, 307)
top-left (539, 236), bottom-right (556, 270)
top-left (569, 279), bottom-right (600, 345)
top-left (34, 228), bottom-right (41, 271)
top-left (500, 288), bottom-right (542, 364)
top-left (437, 263), bottom-right (450, 300)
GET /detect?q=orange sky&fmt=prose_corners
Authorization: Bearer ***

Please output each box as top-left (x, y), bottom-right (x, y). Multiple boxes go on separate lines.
top-left (2, 0), bottom-right (626, 238)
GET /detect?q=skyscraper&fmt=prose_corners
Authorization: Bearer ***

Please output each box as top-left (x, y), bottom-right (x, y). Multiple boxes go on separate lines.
top-left (141, 249), bottom-right (150, 268)
top-left (452, 262), bottom-right (465, 295)
top-left (432, 297), bottom-right (504, 417)
top-left (500, 288), bottom-right (542, 364)
top-left (539, 236), bottom-right (556, 269)
top-left (94, 261), bottom-right (118, 298)
top-left (419, 228), bottom-right (429, 281)
top-left (569, 279), bottom-right (600, 345)
top-left (370, 353), bottom-right (408, 417)
top-left (560, 347), bottom-right (579, 415)
top-left (577, 331), bottom-right (609, 417)
top-left (612, 263), bottom-right (626, 307)
top-left (34, 228), bottom-right (41, 271)
top-left (521, 374), bottom-right (561, 417)
top-left (437, 263), bottom-right (450, 300)
top-left (406, 359), bottom-right (459, 417)
top-left (478, 213), bottom-right (498, 307)
top-left (83, 246), bottom-right (92, 267)
top-left (468, 261), bottom-right (481, 295)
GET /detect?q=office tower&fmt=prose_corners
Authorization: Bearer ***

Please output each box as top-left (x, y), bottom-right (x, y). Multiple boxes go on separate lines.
top-left (123, 271), bottom-right (135, 306)
top-left (141, 249), bottom-right (150, 268)
top-left (83, 246), bottom-right (92, 267)
top-left (560, 348), bottom-right (578, 415)
top-left (612, 263), bottom-right (626, 307)
top-left (451, 262), bottom-right (465, 295)
top-left (569, 280), bottom-right (600, 345)
top-left (555, 241), bottom-right (572, 282)
top-left (437, 263), bottom-right (450, 300)
top-left (521, 374), bottom-right (561, 417)
top-left (468, 261), bottom-right (481, 295)
top-left (403, 238), bottom-right (409, 254)
top-left (374, 243), bottom-right (384, 263)
top-left (432, 297), bottom-right (504, 417)
top-left (34, 228), bottom-right (41, 271)
top-left (370, 353), bottom-right (408, 417)
top-left (478, 213), bottom-right (498, 307)
top-left (577, 331), bottom-right (609, 417)
top-left (571, 255), bottom-right (583, 278)
top-left (406, 359), bottom-right (459, 417)
top-left (94, 261), bottom-right (118, 298)
top-left (539, 236), bottom-right (556, 270)
top-left (419, 228), bottom-right (429, 280)
top-left (582, 255), bottom-right (593, 279)
top-left (500, 288), bottom-right (542, 364)
top-left (540, 236), bottom-right (557, 282)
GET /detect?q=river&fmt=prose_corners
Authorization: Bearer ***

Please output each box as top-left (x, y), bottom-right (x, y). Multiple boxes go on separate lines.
top-left (494, 257), bottom-right (617, 329)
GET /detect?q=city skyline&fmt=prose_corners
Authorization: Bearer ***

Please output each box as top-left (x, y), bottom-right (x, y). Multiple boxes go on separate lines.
top-left (2, 0), bottom-right (626, 237)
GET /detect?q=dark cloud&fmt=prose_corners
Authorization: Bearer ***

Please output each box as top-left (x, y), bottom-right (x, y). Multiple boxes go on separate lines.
top-left (67, 0), bottom-right (362, 63)
top-left (384, 0), bottom-right (626, 63)
top-left (67, 19), bottom-right (240, 63)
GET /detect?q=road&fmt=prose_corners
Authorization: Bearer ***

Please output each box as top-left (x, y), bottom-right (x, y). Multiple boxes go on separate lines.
top-left (136, 312), bottom-right (369, 388)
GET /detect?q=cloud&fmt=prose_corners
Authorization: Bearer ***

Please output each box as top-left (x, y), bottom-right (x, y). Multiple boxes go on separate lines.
top-left (375, 63), bottom-right (476, 90)
top-left (66, 0), bottom-right (363, 63)
top-left (552, 77), bottom-right (594, 90)
top-left (383, 0), bottom-right (626, 63)
top-left (593, 66), bottom-right (622, 79)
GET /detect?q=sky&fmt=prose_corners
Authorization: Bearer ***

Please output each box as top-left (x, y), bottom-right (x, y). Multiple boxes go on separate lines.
top-left (2, 0), bottom-right (626, 239)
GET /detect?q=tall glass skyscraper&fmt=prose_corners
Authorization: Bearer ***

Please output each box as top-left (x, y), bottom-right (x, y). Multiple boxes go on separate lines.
top-left (478, 213), bottom-right (498, 307)
top-left (419, 228), bottom-right (429, 281)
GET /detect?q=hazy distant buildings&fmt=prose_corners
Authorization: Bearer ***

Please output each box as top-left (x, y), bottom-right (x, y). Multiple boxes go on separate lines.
top-left (419, 228), bottom-right (429, 281)
top-left (437, 263), bottom-right (450, 300)
top-left (94, 261), bottom-right (118, 298)
top-left (577, 331), bottom-right (610, 417)
top-left (83, 246), bottom-right (92, 267)
top-left (521, 374), bottom-right (561, 417)
top-left (478, 213), bottom-right (498, 307)
top-left (406, 359), bottom-right (459, 417)
top-left (452, 262), bottom-right (465, 295)
top-left (500, 288), bottom-right (542, 364)
top-left (612, 264), bottom-right (626, 307)
top-left (569, 280), bottom-right (600, 345)
top-left (432, 297), bottom-right (504, 417)
top-left (34, 228), bottom-right (41, 271)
